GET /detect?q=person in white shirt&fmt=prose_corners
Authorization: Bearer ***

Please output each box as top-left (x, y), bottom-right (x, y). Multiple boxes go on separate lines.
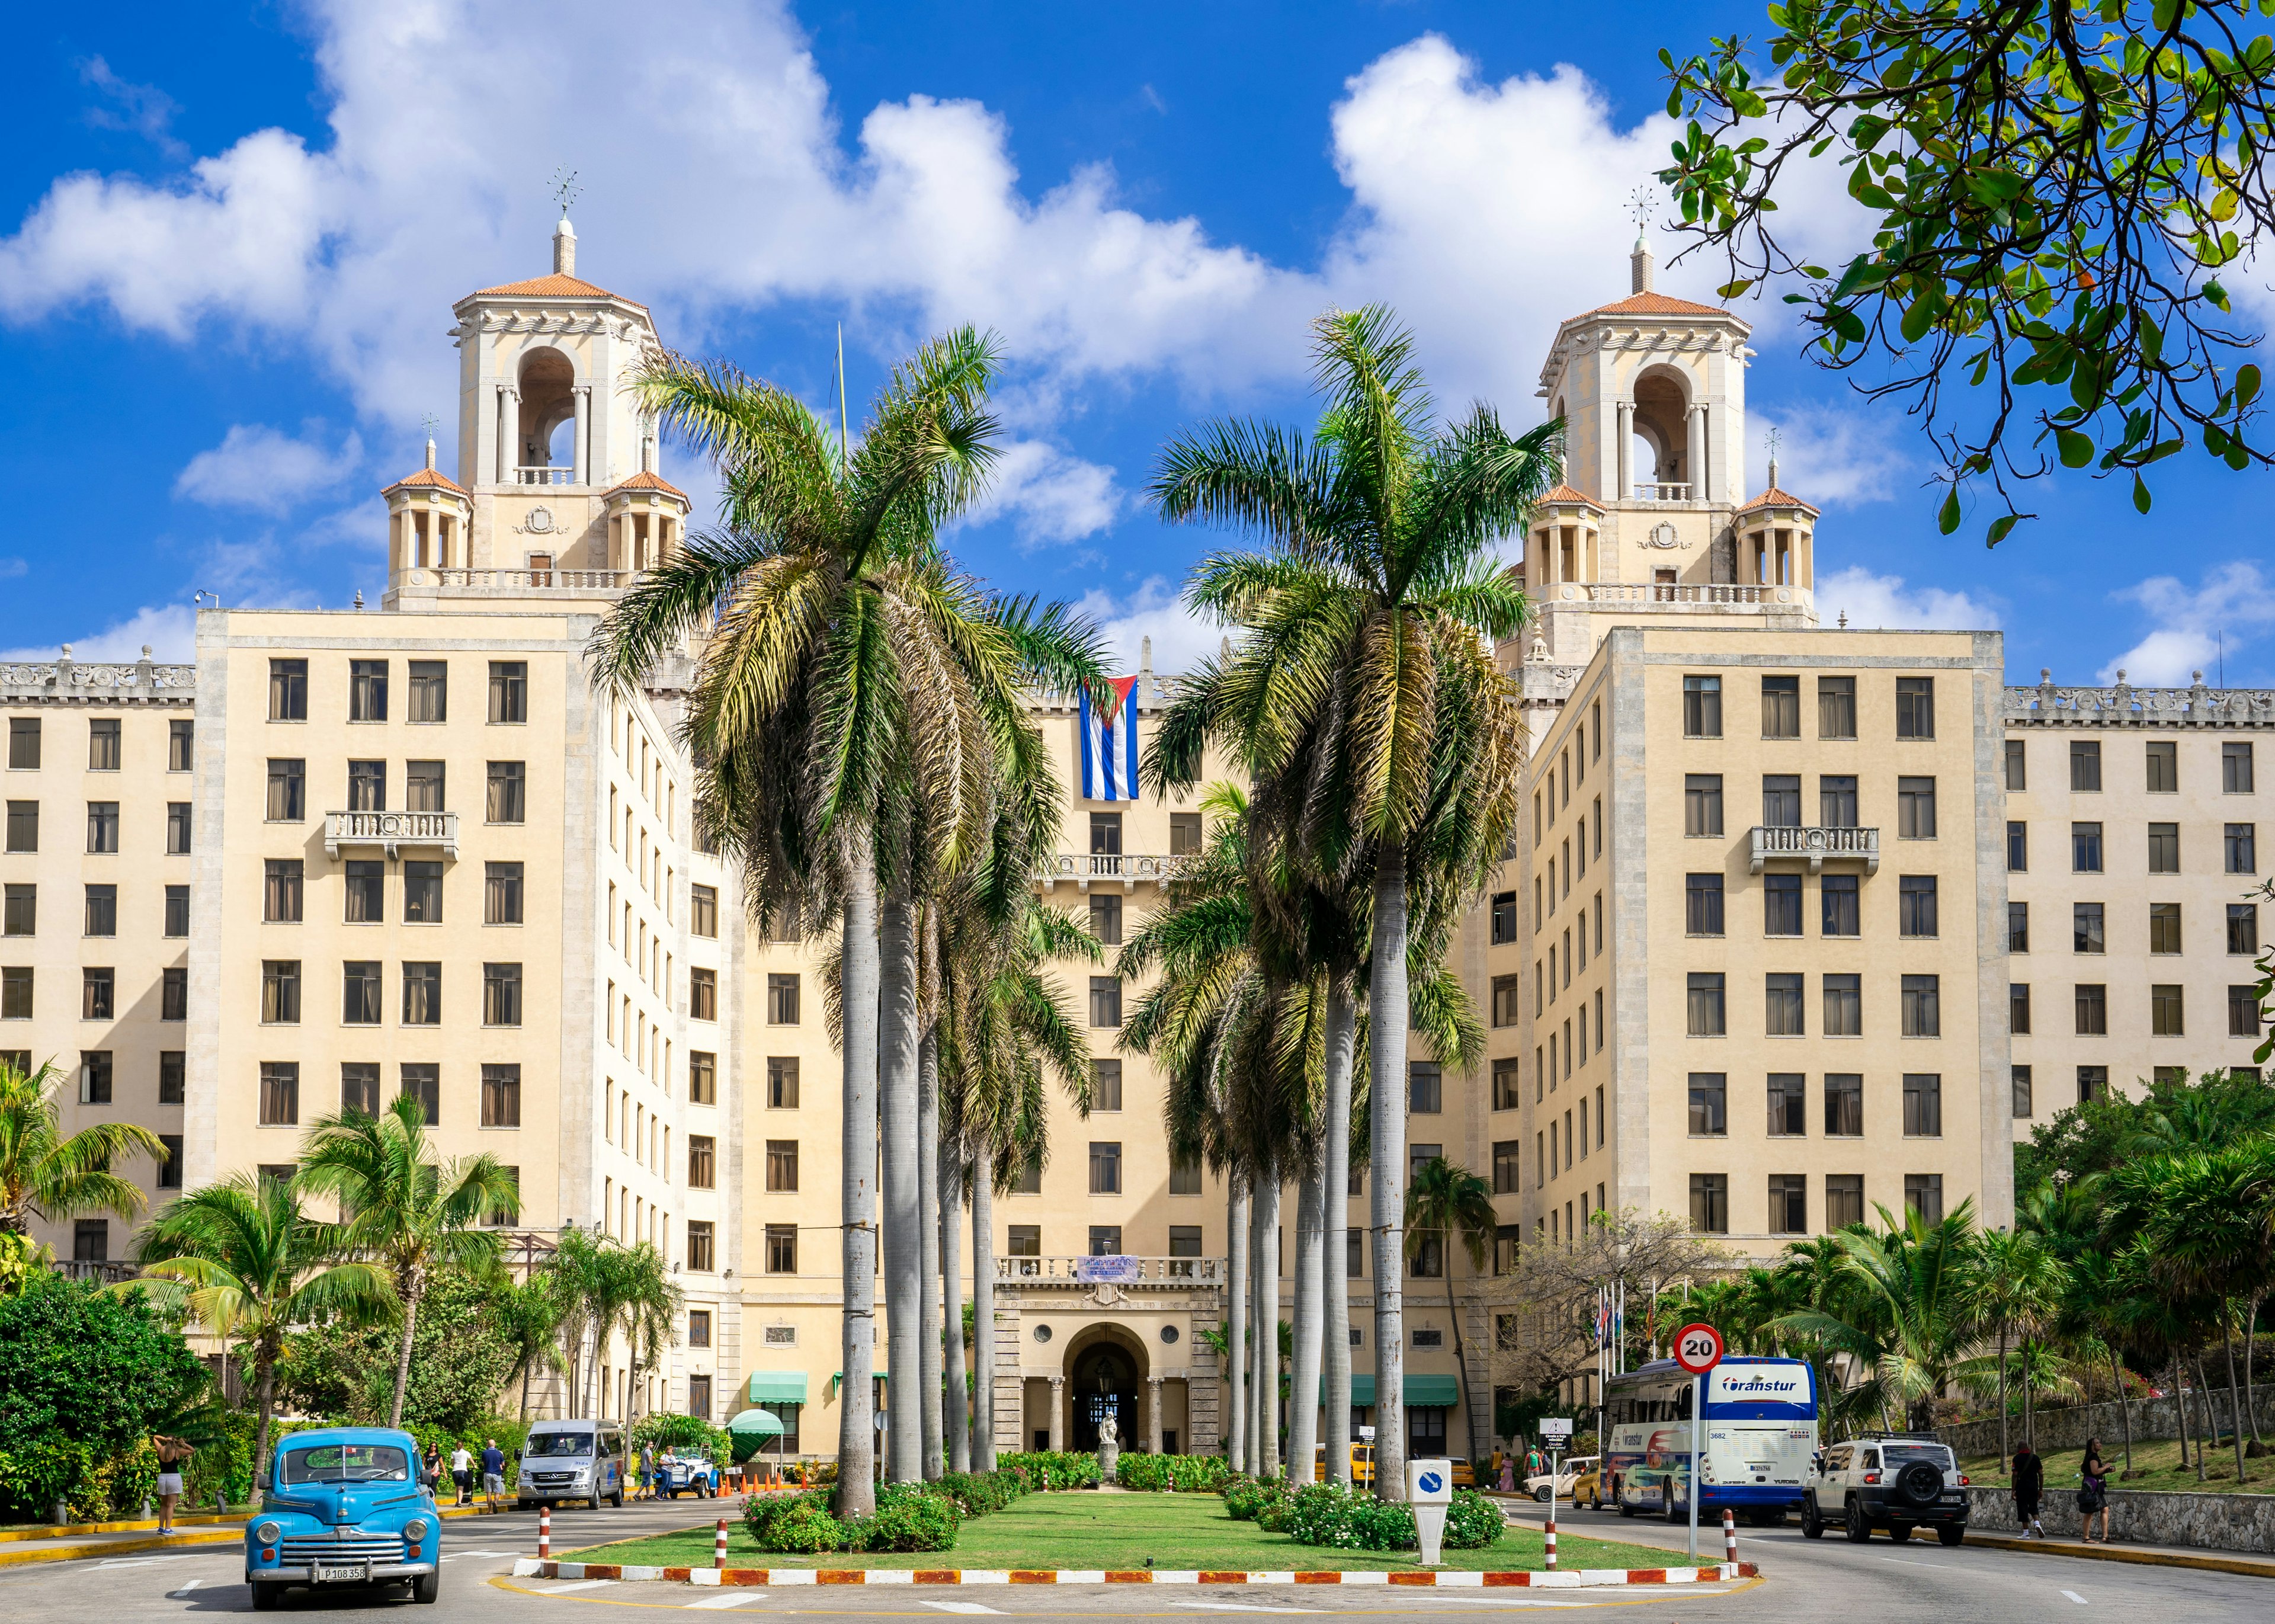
top-left (449, 1444), bottom-right (474, 1506)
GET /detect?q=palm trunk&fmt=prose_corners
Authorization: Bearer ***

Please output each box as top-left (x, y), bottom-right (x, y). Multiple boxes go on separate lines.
top-left (1226, 1175), bottom-right (1249, 1474)
top-left (1321, 983), bottom-right (1356, 1487)
top-left (2021, 1342), bottom-right (2034, 1452)
top-left (2248, 1295), bottom-right (2265, 1447)
top-left (387, 1279), bottom-right (421, 1428)
top-left (1369, 841), bottom-right (1411, 1501)
top-left (2109, 1345), bottom-right (2132, 1473)
top-left (1289, 1151), bottom-right (1324, 1487)
top-left (1445, 1247), bottom-right (1478, 1466)
top-left (838, 849), bottom-right (883, 1517)
top-left (1254, 1173), bottom-right (1281, 1478)
top-left (917, 1024), bottom-right (944, 1481)
top-left (2225, 1317), bottom-right (2248, 1482)
top-left (1996, 1328), bottom-right (2009, 1476)
top-left (942, 1143), bottom-right (969, 1474)
top-left (2196, 1351), bottom-right (2215, 1480)
top-left (879, 892), bottom-right (922, 1484)
top-left (254, 1347), bottom-right (278, 1486)
top-left (2174, 1352), bottom-right (2192, 1474)
top-left (971, 1164), bottom-right (996, 1471)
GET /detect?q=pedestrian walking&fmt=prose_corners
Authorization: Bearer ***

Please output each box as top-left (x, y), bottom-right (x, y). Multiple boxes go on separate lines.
top-left (2011, 1439), bottom-right (2044, 1538)
top-left (1498, 1454), bottom-right (1515, 1494)
top-left (152, 1434), bottom-right (194, 1535)
top-left (638, 1442), bottom-right (655, 1502)
top-left (422, 1444), bottom-right (442, 1494)
top-left (480, 1437), bottom-right (507, 1510)
top-left (1525, 1442), bottom-right (1544, 1482)
top-left (2079, 1437), bottom-right (2112, 1543)
top-left (450, 1442), bottom-right (474, 1507)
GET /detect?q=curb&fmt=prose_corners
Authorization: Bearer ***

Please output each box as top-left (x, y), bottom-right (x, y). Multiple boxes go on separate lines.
top-left (0, 1500), bottom-right (503, 1569)
top-left (1960, 1530), bottom-right (2275, 1580)
top-left (512, 1560), bottom-right (1756, 1588)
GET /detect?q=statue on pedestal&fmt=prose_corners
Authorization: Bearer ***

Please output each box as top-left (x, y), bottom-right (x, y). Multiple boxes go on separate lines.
top-left (1097, 1406), bottom-right (1120, 1484)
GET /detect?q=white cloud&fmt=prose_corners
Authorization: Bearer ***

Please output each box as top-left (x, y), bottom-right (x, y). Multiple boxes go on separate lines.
top-left (0, 557), bottom-right (25, 579)
top-left (1072, 576), bottom-right (1219, 673)
top-left (0, 604), bottom-right (195, 663)
top-left (1816, 565), bottom-right (1999, 632)
top-left (964, 441), bottom-right (1124, 549)
top-left (1744, 402), bottom-right (1906, 507)
top-left (2100, 562), bottom-right (2275, 684)
top-left (175, 422), bottom-right (363, 513)
top-left (79, 56), bottom-right (188, 161)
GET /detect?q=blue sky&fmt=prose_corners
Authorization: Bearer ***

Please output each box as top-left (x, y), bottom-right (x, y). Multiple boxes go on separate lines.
top-left (4, 0), bottom-right (2272, 687)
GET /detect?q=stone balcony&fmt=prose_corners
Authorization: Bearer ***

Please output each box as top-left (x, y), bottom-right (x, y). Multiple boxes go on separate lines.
top-left (1749, 824), bottom-right (1879, 875)
top-left (996, 1255), bottom-right (1223, 1287)
top-left (1033, 851), bottom-right (1193, 891)
top-left (325, 809), bottom-right (460, 860)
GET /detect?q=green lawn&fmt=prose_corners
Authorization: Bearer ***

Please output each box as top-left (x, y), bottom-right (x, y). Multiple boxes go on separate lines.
top-left (566, 1491), bottom-right (1686, 1572)
top-left (1960, 1437), bottom-right (2275, 1498)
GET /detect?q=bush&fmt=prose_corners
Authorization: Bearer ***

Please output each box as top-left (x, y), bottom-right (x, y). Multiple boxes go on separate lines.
top-left (999, 1450), bottom-right (1100, 1490)
top-left (1443, 1489), bottom-right (1504, 1550)
top-left (1222, 1474), bottom-right (1292, 1523)
top-left (935, 1468), bottom-right (1026, 1517)
top-left (1114, 1453), bottom-right (1233, 1493)
top-left (745, 1488), bottom-right (839, 1551)
top-left (842, 1484), bottom-right (959, 1552)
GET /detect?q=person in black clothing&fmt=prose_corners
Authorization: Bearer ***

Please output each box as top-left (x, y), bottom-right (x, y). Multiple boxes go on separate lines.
top-left (2011, 1440), bottom-right (2045, 1537)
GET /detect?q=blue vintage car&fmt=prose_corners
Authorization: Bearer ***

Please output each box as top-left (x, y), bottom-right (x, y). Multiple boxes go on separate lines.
top-left (243, 1427), bottom-right (440, 1608)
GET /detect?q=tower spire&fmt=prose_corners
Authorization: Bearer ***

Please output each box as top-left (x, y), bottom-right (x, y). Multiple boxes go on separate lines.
top-left (1627, 186), bottom-right (1656, 294)
top-left (550, 167), bottom-right (582, 277)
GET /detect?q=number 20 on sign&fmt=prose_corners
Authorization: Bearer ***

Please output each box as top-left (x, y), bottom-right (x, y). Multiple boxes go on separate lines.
top-left (1674, 1322), bottom-right (1724, 1375)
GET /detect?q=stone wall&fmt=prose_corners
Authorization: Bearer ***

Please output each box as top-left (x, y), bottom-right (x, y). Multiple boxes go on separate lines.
top-left (1967, 1484), bottom-right (2275, 1553)
top-left (1937, 1381), bottom-right (2275, 1459)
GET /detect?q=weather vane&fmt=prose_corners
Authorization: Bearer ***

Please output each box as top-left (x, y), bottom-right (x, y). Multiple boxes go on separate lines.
top-left (1627, 185), bottom-right (1656, 233)
top-left (552, 166), bottom-right (582, 217)
top-left (421, 412), bottom-right (440, 441)
top-left (1764, 425), bottom-right (1781, 461)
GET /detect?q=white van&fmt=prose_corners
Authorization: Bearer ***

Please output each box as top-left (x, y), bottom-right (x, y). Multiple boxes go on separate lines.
top-left (516, 1420), bottom-right (628, 1509)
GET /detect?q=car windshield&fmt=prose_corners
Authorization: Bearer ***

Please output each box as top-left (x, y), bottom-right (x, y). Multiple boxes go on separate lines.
top-left (527, 1431), bottom-right (595, 1458)
top-left (1882, 1445), bottom-right (1951, 1468)
top-left (280, 1443), bottom-right (411, 1484)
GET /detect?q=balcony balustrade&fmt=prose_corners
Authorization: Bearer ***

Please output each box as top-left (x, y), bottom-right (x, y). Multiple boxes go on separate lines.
top-left (325, 809), bottom-right (460, 860)
top-left (995, 1254), bottom-right (1222, 1286)
top-left (1033, 851), bottom-right (1193, 891)
top-left (1631, 482), bottom-right (1695, 501)
top-left (515, 466), bottom-right (579, 486)
top-left (1749, 824), bottom-right (1879, 875)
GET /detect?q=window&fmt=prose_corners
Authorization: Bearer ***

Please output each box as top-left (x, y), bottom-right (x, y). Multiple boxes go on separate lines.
top-left (2012, 1065), bottom-right (2033, 1117)
top-left (2225, 741), bottom-right (2255, 793)
top-left (159, 1051), bottom-right (185, 1105)
top-left (399, 659), bottom-right (446, 723)
top-left (338, 1061), bottom-right (382, 1117)
top-left (262, 859), bottom-right (303, 924)
top-left (269, 659), bottom-right (307, 721)
top-left (1767, 1073), bottom-right (1806, 1136)
top-left (399, 962), bottom-right (440, 1025)
top-left (1491, 890), bottom-right (1518, 944)
top-left (1493, 1140), bottom-right (1521, 1193)
top-left (1822, 974), bottom-right (1861, 1036)
top-left (1825, 1074), bottom-right (1863, 1136)
top-left (77, 967), bottom-right (114, 1021)
top-left (758, 1136), bottom-right (802, 1191)
top-left (1762, 873), bottom-right (1802, 935)
top-left (687, 1221), bottom-right (716, 1272)
top-left (1683, 676), bottom-right (1723, 738)
top-left (342, 961), bottom-right (382, 1024)
top-left (1492, 975), bottom-right (1520, 1026)
top-left (261, 960), bottom-right (300, 1024)
top-left (1169, 1155), bottom-right (1204, 1194)
top-left (1999, 821), bottom-right (2026, 876)
top-left (486, 761), bottom-right (527, 823)
top-left (5, 717), bottom-right (37, 769)
top-left (2140, 738), bottom-right (2179, 792)
top-left (84, 884), bottom-right (116, 937)
top-left (2073, 901), bottom-right (2104, 953)
top-left (2150, 902), bottom-right (2183, 955)
top-left (686, 1133), bottom-right (716, 1189)
top-left (403, 861), bottom-right (443, 923)
top-left (1761, 774), bottom-right (1801, 829)
top-left (405, 761), bottom-right (445, 814)
top-left (347, 761), bottom-right (385, 812)
top-left (483, 963), bottom-right (523, 1026)
top-left (1408, 1406), bottom-right (1449, 1458)
top-left (1687, 1073), bottom-right (1727, 1135)
top-left (2067, 738), bottom-right (2103, 792)
top-left (1090, 892), bottom-right (1122, 946)
top-left (345, 860), bottom-right (384, 924)
top-left (1687, 972), bottom-right (1725, 1036)
top-left (259, 1062), bottom-right (300, 1126)
top-left (2010, 984), bottom-right (2031, 1034)
top-left (86, 718), bottom-right (121, 772)
top-left (1169, 811), bottom-right (1203, 855)
top-left (687, 1309), bottom-right (712, 1350)
top-left (1089, 1225), bottom-right (1126, 1257)
top-left (2004, 738), bottom-right (2027, 790)
top-left (1826, 1174), bottom-right (1864, 1229)
top-left (690, 966), bottom-right (717, 1021)
top-left (1768, 1174), bottom-right (1807, 1235)
top-left (1895, 677), bottom-right (1934, 738)
top-left (1089, 1141), bottom-right (1123, 1194)
top-left (86, 802), bottom-right (118, 853)
top-left (265, 758), bottom-right (306, 822)
top-left (2143, 821), bottom-right (2183, 875)
top-left (1899, 875), bottom-right (1938, 937)
top-left (765, 1224), bottom-right (797, 1273)
top-left (165, 883), bottom-right (190, 937)
top-left (348, 659), bottom-right (389, 722)
top-left (1, 885), bottom-right (28, 936)
top-left (1093, 1058), bottom-right (1123, 1112)
top-left (2152, 984), bottom-right (2185, 1036)
top-left (2227, 823), bottom-right (2257, 873)
top-left (2229, 903), bottom-right (2260, 955)
top-left (479, 1063), bottom-right (521, 1127)
top-left (768, 973), bottom-right (800, 1024)
top-left (1896, 777), bottom-right (1936, 838)
top-left (691, 1050), bottom-right (718, 1105)
top-left (1902, 1073), bottom-right (1943, 1136)
top-left (1819, 874), bottom-right (1859, 937)
top-left (1690, 1173), bottom-right (1729, 1234)
top-left (1088, 811), bottom-right (1123, 856)
top-left (488, 661), bottom-right (528, 723)
top-left (2072, 821), bottom-right (2104, 872)
top-left (4, 802), bottom-right (34, 855)
top-left (1089, 976), bottom-right (1122, 1027)
top-left (1408, 1061), bottom-right (1442, 1114)
top-left (1686, 873), bottom-right (1725, 936)
top-left (1761, 675), bottom-right (1799, 738)
top-left (400, 1063), bottom-right (438, 1125)
top-left (2078, 1065), bottom-right (2109, 1103)
top-left (79, 1049), bottom-right (112, 1104)
top-left (1900, 974), bottom-right (1940, 1037)
top-left (2230, 985), bottom-right (2262, 1037)
top-left (162, 966), bottom-right (187, 1022)
top-left (1765, 972), bottom-right (1805, 1035)
top-left (485, 861), bottom-right (524, 925)
top-left (690, 883), bottom-right (717, 937)
top-left (1818, 676), bottom-right (1856, 739)
top-left (1684, 774), bottom-right (1723, 837)
top-left (1409, 1236), bottom-right (1444, 1279)
top-left (765, 1055), bottom-right (797, 1109)
top-left (2075, 983), bottom-right (2107, 1035)
top-left (1904, 1174), bottom-right (1944, 1224)
top-left (1816, 774), bottom-right (1859, 829)
top-left (0, 968), bottom-right (27, 1020)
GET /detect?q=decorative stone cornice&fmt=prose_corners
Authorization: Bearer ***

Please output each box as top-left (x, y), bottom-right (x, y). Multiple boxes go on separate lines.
top-left (2004, 669), bottom-right (2275, 728)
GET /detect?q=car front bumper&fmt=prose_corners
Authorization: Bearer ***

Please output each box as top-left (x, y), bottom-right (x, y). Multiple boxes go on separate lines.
top-left (254, 1562), bottom-right (437, 1584)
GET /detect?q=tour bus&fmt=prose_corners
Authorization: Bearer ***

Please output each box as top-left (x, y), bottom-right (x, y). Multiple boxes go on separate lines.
top-left (1601, 1356), bottom-right (1817, 1523)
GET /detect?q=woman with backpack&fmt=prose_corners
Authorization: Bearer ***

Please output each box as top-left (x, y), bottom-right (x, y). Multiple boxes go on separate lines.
top-left (2078, 1438), bottom-right (2112, 1543)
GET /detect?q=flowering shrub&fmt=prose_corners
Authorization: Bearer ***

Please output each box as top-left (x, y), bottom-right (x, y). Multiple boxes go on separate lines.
top-left (999, 1450), bottom-right (1101, 1490)
top-left (1114, 1453), bottom-right (1234, 1493)
top-left (1443, 1489), bottom-right (1506, 1549)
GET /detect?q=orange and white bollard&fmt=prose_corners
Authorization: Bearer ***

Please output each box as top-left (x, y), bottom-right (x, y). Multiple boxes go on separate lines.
top-left (714, 1518), bottom-right (729, 1569)
top-left (538, 1504), bottom-right (551, 1561)
top-left (1543, 1516), bottom-right (1557, 1571)
top-left (1722, 1507), bottom-right (1737, 1566)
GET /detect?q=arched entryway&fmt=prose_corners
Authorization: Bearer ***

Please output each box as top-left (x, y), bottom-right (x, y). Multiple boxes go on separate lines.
top-left (1062, 1325), bottom-right (1148, 1453)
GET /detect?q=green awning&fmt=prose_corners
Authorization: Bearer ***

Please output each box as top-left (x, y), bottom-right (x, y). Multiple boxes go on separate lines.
top-left (728, 1409), bottom-right (784, 1436)
top-left (747, 1372), bottom-right (808, 1403)
top-left (829, 1371), bottom-right (889, 1385)
top-left (1315, 1375), bottom-right (1456, 1408)
top-left (1319, 1375), bottom-right (1378, 1406)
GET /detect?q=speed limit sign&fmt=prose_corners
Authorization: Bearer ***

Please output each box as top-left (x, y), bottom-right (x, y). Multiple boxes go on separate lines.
top-left (1673, 1321), bottom-right (1725, 1375)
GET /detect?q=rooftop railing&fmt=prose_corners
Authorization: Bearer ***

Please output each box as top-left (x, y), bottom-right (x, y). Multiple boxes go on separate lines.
top-left (2005, 671), bottom-right (2275, 728)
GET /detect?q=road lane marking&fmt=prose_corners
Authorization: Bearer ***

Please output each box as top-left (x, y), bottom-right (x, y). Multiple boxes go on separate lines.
top-left (1876, 1558), bottom-right (1957, 1571)
top-left (685, 1594), bottom-right (765, 1609)
top-left (1168, 1605), bottom-right (1321, 1615)
top-left (2062, 1593), bottom-right (2088, 1606)
top-left (538, 1580), bottom-right (620, 1593)
top-left (917, 1604), bottom-right (1002, 1616)
top-left (166, 1579), bottom-right (204, 1597)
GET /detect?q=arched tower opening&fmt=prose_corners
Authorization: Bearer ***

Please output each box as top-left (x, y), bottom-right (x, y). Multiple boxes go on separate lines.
top-left (1629, 365), bottom-right (1693, 497)
top-left (515, 348), bottom-right (578, 477)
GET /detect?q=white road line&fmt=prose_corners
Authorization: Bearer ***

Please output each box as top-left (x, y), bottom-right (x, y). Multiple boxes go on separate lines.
top-left (98, 1556), bottom-right (197, 1569)
top-left (1167, 1605), bottom-right (1322, 1615)
top-left (917, 1604), bottom-right (1003, 1616)
top-left (1877, 1557), bottom-right (1958, 1571)
top-left (685, 1593), bottom-right (766, 1610)
top-left (166, 1579), bottom-right (204, 1597)
top-left (2062, 1592), bottom-right (2088, 1606)
top-left (534, 1580), bottom-right (618, 1593)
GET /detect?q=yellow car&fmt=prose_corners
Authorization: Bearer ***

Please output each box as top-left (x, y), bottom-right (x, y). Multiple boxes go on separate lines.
top-left (1314, 1444), bottom-right (1376, 1487)
top-left (1570, 1459), bottom-right (1608, 1510)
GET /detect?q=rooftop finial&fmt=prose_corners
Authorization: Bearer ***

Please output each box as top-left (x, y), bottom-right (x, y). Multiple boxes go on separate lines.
top-left (551, 166), bottom-right (581, 276)
top-left (1627, 185), bottom-right (1656, 293)
top-left (1764, 425), bottom-right (1781, 491)
top-left (422, 411), bottom-right (439, 470)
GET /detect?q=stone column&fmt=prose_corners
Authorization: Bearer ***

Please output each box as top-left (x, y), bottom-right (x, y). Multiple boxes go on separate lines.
top-left (572, 386), bottom-right (589, 486)
top-left (496, 386), bottom-right (511, 485)
top-left (1615, 402), bottom-right (1632, 499)
top-left (1147, 1376), bottom-right (1164, 1456)
top-left (1686, 405), bottom-right (1706, 499)
top-left (1048, 1376), bottom-right (1065, 1452)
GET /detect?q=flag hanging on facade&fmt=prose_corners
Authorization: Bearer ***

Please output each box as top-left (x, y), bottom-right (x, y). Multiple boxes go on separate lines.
top-left (1079, 676), bottom-right (1142, 801)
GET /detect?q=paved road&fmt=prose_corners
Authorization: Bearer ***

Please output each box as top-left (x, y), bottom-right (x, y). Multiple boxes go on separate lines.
top-left (0, 1495), bottom-right (2262, 1624)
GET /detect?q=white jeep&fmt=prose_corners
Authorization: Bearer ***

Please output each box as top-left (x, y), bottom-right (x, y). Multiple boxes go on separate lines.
top-left (1802, 1434), bottom-right (1970, 1545)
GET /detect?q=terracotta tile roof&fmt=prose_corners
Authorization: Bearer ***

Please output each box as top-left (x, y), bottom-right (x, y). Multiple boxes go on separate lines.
top-left (1533, 483), bottom-right (1604, 510)
top-left (1570, 291), bottom-right (1730, 321)
top-left (605, 469), bottom-right (689, 499)
top-left (469, 274), bottom-right (646, 307)
top-left (1736, 485), bottom-right (1820, 517)
top-left (385, 466), bottom-right (468, 494)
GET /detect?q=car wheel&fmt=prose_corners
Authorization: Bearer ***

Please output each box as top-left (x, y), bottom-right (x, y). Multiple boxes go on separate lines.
top-left (250, 1581), bottom-right (283, 1612)
top-left (1937, 1524), bottom-right (1966, 1547)
top-left (1843, 1499), bottom-right (1871, 1543)
top-left (1888, 1523), bottom-right (1912, 1543)
top-left (611, 1487), bottom-right (624, 1508)
top-left (1617, 1497), bottom-right (1637, 1519)
top-left (1800, 1498), bottom-right (1824, 1539)
top-left (1534, 1486), bottom-right (1552, 1503)
top-left (411, 1572), bottom-right (440, 1605)
top-left (1666, 1492), bottom-right (1684, 1525)
top-left (590, 1493), bottom-right (604, 1511)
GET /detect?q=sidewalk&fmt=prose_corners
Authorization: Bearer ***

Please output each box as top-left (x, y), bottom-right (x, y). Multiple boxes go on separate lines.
top-left (0, 1500), bottom-right (505, 1569)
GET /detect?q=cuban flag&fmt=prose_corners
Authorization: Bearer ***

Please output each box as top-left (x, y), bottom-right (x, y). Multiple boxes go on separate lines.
top-left (1079, 676), bottom-right (1142, 801)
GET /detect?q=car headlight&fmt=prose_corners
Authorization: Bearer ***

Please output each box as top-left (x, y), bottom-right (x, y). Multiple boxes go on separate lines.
top-left (254, 1521), bottom-right (281, 1545)
top-left (404, 1519), bottom-right (430, 1542)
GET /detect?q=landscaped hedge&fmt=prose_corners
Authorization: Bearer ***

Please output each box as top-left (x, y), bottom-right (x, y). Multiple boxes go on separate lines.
top-left (935, 1468), bottom-right (1030, 1516)
top-left (1221, 1474), bottom-right (1291, 1524)
top-left (999, 1450), bottom-right (1101, 1490)
top-left (1114, 1453), bottom-right (1233, 1493)
top-left (1275, 1483), bottom-right (1505, 1552)
top-left (742, 1469), bottom-right (1029, 1553)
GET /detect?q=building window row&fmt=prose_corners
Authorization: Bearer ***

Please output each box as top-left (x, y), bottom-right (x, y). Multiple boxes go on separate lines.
top-left (1685, 970), bottom-right (1937, 1037)
top-left (268, 658), bottom-right (526, 725)
top-left (2006, 818), bottom-right (2255, 875)
top-left (256, 1058), bottom-right (520, 1129)
top-left (263, 758), bottom-right (526, 822)
top-left (1688, 1171), bottom-right (1943, 1235)
top-left (5, 716), bottom-right (194, 773)
top-left (2014, 736), bottom-right (2260, 796)
top-left (255, 959), bottom-right (522, 1026)
top-left (1683, 674), bottom-right (1928, 741)
top-left (1, 800), bottom-right (191, 854)
top-left (0, 965), bottom-right (187, 1023)
top-left (1683, 773), bottom-right (1936, 837)
top-left (1688, 1069), bottom-right (1941, 1138)
top-left (3, 882), bottom-right (191, 938)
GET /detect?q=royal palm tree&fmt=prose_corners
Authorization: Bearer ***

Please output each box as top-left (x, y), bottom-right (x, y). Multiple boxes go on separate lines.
top-left (496, 1270), bottom-right (566, 1423)
top-left (1966, 1226), bottom-right (2065, 1472)
top-left (295, 1094), bottom-right (522, 1427)
top-left (542, 1225), bottom-right (612, 1420)
top-left (1147, 306), bottom-right (1549, 1495)
top-left (0, 1056), bottom-right (166, 1236)
top-left (591, 332), bottom-right (1105, 1505)
top-left (613, 1242), bottom-right (682, 1421)
top-left (131, 1174), bottom-right (388, 1478)
top-left (1404, 1157), bottom-right (1497, 1464)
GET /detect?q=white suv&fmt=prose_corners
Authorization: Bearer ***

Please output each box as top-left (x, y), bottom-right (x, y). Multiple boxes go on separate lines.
top-left (1802, 1434), bottom-right (1970, 1545)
